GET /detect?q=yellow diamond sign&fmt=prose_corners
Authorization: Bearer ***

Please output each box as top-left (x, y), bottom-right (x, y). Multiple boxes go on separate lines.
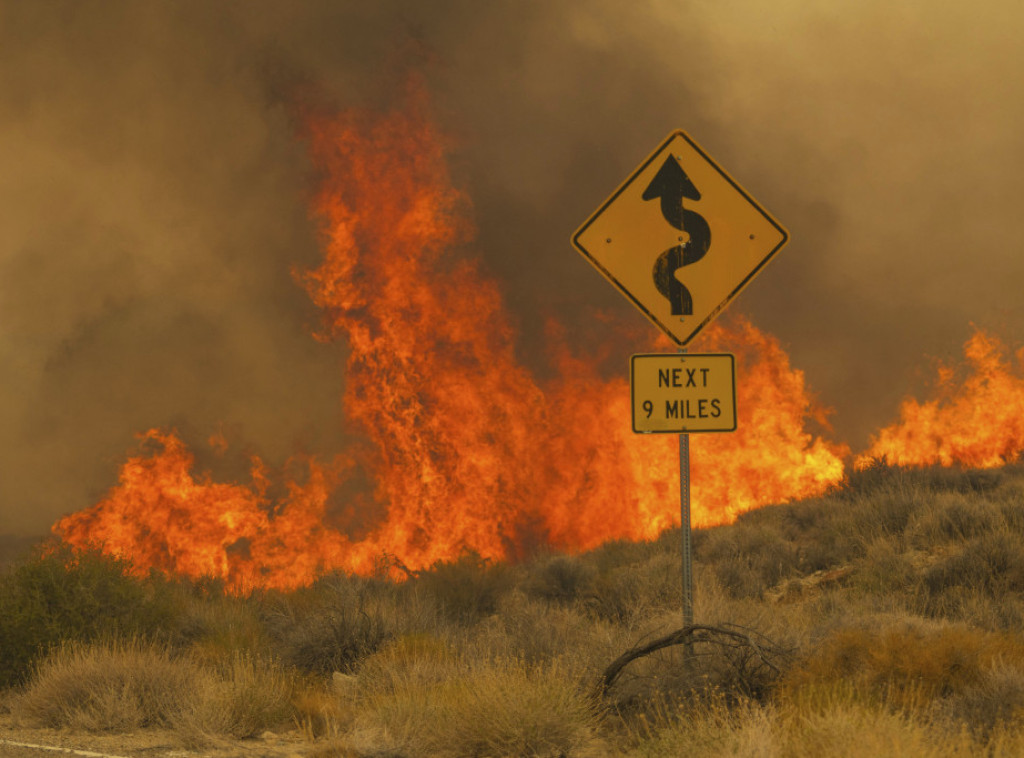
top-left (572, 130), bottom-right (788, 346)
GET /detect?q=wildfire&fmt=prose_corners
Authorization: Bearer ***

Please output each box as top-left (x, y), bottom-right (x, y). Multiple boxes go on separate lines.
top-left (858, 330), bottom-right (1024, 469)
top-left (53, 80), bottom-right (850, 591)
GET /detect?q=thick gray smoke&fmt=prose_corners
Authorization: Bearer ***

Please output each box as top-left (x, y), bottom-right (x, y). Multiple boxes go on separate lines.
top-left (2, 0), bottom-right (1022, 535)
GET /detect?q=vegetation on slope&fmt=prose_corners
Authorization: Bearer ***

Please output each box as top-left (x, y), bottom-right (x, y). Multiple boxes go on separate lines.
top-left (3, 462), bottom-right (1024, 755)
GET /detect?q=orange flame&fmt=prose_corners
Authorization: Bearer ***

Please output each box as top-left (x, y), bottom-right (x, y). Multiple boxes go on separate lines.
top-left (54, 80), bottom-right (847, 591)
top-left (858, 329), bottom-right (1024, 469)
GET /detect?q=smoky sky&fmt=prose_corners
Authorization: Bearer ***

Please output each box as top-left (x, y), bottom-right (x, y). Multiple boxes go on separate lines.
top-left (2, 0), bottom-right (1023, 535)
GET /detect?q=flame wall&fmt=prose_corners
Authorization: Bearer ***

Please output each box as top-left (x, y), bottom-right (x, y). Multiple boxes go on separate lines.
top-left (4, 1), bottom-right (1024, 540)
top-left (54, 86), bottom-right (847, 591)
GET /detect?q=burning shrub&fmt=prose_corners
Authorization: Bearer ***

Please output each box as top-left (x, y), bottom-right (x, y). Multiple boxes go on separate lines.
top-left (0, 544), bottom-right (181, 688)
top-left (859, 331), bottom-right (1024, 470)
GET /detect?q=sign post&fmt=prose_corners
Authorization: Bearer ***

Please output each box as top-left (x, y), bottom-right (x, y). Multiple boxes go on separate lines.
top-left (630, 350), bottom-right (736, 626)
top-left (679, 422), bottom-right (693, 626)
top-left (572, 130), bottom-right (788, 625)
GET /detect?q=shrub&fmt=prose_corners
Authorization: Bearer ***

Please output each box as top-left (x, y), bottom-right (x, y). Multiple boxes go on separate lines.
top-left (698, 523), bottom-right (800, 599)
top-left (355, 632), bottom-right (460, 702)
top-left (940, 661), bottom-right (1024, 737)
top-left (619, 697), bottom-right (766, 758)
top-left (586, 537), bottom-right (662, 575)
top-left (587, 551), bottom-right (682, 624)
top-left (14, 638), bottom-right (196, 730)
top-left (788, 503), bottom-right (866, 573)
top-left (907, 491), bottom-right (1006, 547)
top-left (412, 551), bottom-right (513, 624)
top-left (14, 639), bottom-right (297, 741)
top-left (782, 623), bottom-right (1024, 711)
top-left (174, 652), bottom-right (297, 742)
top-left (176, 593), bottom-right (269, 663)
top-left (352, 654), bottom-right (599, 757)
top-left (0, 544), bottom-right (181, 688)
top-left (524, 554), bottom-right (597, 605)
top-left (924, 531), bottom-right (1024, 599)
top-left (263, 574), bottom-right (404, 675)
top-left (839, 459), bottom-right (917, 500)
top-left (778, 699), bottom-right (966, 758)
top-left (852, 490), bottom-right (920, 543)
top-left (292, 682), bottom-right (353, 741)
top-left (853, 537), bottom-right (918, 595)
top-left (626, 691), bottom-right (1024, 758)
top-left (467, 590), bottom-right (620, 680)
top-left (425, 660), bottom-right (598, 757)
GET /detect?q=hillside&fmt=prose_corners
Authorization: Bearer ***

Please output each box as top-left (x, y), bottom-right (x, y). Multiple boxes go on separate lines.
top-left (4, 461), bottom-right (1024, 756)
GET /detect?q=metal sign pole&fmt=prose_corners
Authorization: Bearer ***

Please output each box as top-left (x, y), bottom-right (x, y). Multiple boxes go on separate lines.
top-left (678, 345), bottom-right (694, 627)
top-left (679, 430), bottom-right (694, 627)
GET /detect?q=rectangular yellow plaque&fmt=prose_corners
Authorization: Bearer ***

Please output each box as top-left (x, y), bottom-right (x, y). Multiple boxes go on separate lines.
top-left (631, 353), bottom-right (736, 433)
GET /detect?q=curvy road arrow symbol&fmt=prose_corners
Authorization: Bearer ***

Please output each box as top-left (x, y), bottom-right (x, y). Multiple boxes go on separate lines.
top-left (642, 155), bottom-right (711, 316)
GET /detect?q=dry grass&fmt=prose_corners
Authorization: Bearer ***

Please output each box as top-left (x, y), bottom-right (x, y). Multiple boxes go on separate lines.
top-left (14, 638), bottom-right (196, 731)
top-left (296, 632), bottom-right (605, 756)
top-left (13, 638), bottom-right (296, 744)
top-left (176, 592), bottom-right (268, 663)
top-left (621, 689), bottom-right (1024, 758)
top-left (349, 643), bottom-right (600, 757)
top-left (292, 682), bottom-right (353, 742)
top-left (466, 589), bottom-right (624, 681)
top-left (782, 622), bottom-right (1024, 709)
top-left (172, 651), bottom-right (297, 743)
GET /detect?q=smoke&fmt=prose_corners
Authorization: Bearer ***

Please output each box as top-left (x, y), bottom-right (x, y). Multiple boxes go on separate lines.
top-left (2, 0), bottom-right (1022, 535)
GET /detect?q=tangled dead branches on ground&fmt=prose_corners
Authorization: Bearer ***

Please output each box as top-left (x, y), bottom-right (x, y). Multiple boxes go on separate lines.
top-left (598, 623), bottom-right (791, 699)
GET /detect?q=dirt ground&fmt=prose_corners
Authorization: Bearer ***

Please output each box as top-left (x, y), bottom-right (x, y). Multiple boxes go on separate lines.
top-left (0, 716), bottom-right (317, 758)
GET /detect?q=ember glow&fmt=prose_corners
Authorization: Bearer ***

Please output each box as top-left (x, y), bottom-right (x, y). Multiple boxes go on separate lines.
top-left (858, 330), bottom-right (1024, 469)
top-left (53, 83), bottom-right (853, 591)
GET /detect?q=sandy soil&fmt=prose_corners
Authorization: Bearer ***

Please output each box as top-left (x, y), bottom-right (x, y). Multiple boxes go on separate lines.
top-left (0, 716), bottom-right (317, 758)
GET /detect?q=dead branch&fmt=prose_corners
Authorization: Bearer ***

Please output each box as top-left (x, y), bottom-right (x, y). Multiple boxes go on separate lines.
top-left (598, 623), bottom-right (786, 695)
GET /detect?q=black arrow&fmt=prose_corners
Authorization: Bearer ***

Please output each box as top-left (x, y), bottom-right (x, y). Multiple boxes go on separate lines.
top-left (643, 155), bottom-right (711, 316)
top-left (642, 155), bottom-right (701, 231)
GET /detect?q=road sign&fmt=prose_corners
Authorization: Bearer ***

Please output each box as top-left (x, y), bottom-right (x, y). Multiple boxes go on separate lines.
top-left (572, 131), bottom-right (788, 346)
top-left (631, 353), bottom-right (736, 433)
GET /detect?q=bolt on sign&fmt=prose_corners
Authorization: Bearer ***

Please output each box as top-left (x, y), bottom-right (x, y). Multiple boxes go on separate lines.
top-left (631, 353), bottom-right (736, 434)
top-left (571, 130), bottom-right (788, 347)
